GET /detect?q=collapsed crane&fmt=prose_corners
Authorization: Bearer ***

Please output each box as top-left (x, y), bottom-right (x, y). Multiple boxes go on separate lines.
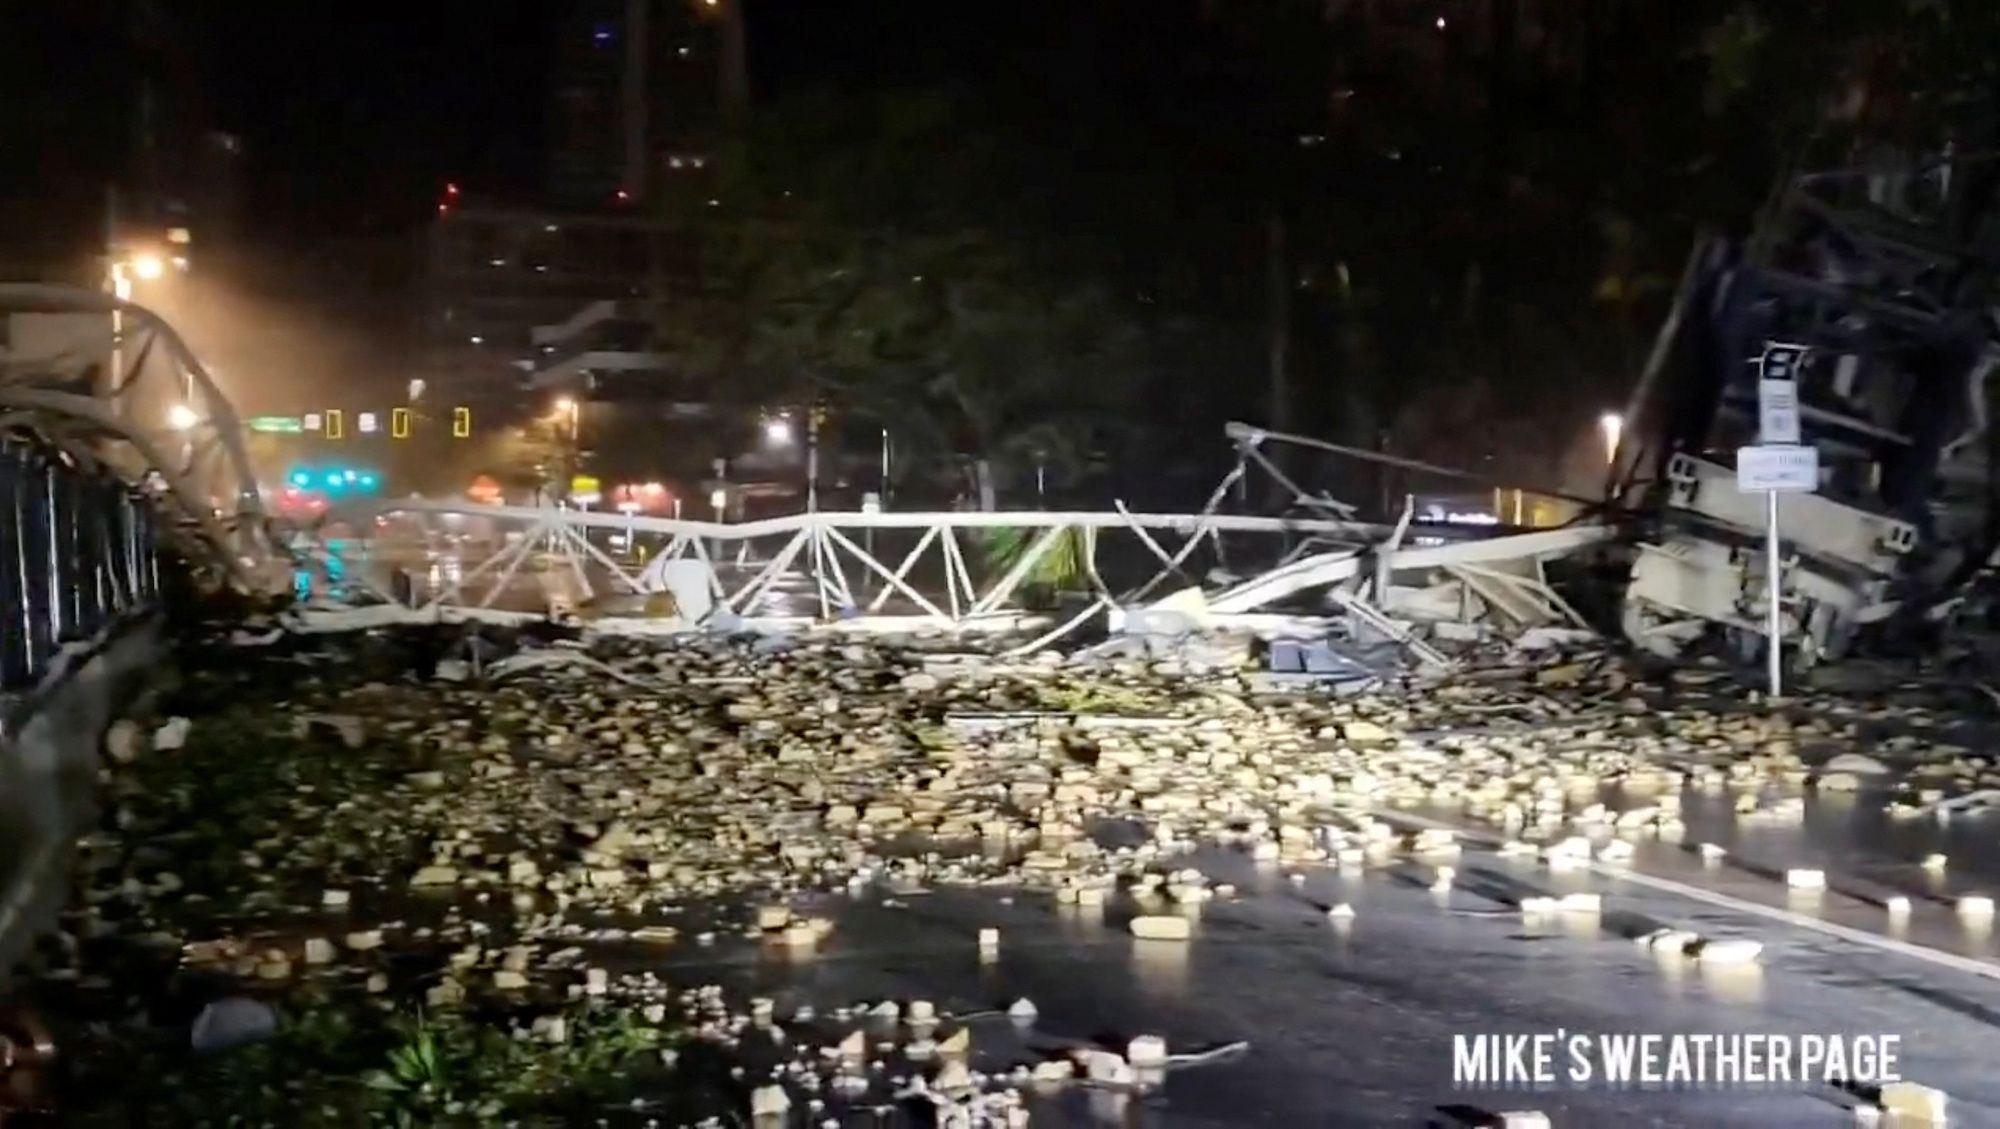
top-left (1615, 150), bottom-right (2000, 665)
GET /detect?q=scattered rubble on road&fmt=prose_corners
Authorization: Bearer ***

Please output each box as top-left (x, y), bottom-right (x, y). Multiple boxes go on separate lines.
top-left (13, 619), bottom-right (2000, 1123)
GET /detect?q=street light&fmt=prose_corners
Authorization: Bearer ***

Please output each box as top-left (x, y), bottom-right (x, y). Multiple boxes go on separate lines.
top-left (167, 403), bottom-right (199, 431)
top-left (1599, 412), bottom-right (1623, 466)
top-left (763, 415), bottom-right (794, 445)
top-left (130, 252), bottom-right (166, 281)
top-left (552, 396), bottom-right (580, 441)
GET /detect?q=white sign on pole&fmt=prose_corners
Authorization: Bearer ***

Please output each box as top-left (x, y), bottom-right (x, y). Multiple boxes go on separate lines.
top-left (1758, 379), bottom-right (1800, 444)
top-left (358, 411), bottom-right (379, 434)
top-left (1737, 444), bottom-right (1818, 493)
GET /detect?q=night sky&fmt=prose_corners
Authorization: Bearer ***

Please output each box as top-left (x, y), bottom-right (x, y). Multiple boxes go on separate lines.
top-left (0, 1), bottom-right (1103, 247)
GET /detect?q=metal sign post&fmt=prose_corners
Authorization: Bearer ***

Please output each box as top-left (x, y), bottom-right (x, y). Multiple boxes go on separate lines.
top-left (1765, 489), bottom-right (1781, 696)
top-left (1739, 342), bottom-right (1812, 700)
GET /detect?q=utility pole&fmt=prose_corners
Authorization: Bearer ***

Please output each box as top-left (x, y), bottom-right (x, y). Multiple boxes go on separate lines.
top-left (622, 0), bottom-right (650, 201)
top-left (806, 403), bottom-right (824, 512)
top-left (1266, 211), bottom-right (1291, 433)
top-left (719, 0), bottom-right (749, 135)
top-left (1265, 210), bottom-right (1292, 507)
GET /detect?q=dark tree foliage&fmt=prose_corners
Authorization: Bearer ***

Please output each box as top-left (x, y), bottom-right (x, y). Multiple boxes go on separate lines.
top-left (639, 0), bottom-right (2000, 510)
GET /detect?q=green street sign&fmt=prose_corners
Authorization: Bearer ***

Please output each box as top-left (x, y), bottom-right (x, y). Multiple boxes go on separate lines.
top-left (248, 416), bottom-right (305, 433)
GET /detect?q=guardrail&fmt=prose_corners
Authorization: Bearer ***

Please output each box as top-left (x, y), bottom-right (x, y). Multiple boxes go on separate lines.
top-left (0, 441), bottom-right (159, 689)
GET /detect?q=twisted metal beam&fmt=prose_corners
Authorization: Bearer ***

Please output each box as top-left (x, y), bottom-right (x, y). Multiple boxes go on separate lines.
top-left (0, 285), bottom-right (277, 588)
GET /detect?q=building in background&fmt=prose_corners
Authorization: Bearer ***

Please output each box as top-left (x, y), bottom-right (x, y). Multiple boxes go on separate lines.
top-left (420, 0), bottom-right (747, 498)
top-left (421, 206), bottom-right (693, 394)
top-left (547, 0), bottom-right (737, 209)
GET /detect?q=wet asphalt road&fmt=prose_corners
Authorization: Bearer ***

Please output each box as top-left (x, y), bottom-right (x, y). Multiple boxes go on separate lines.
top-left (626, 791), bottom-right (2000, 1128)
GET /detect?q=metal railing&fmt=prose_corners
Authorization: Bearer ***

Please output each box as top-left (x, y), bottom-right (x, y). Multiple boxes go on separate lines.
top-left (0, 441), bottom-right (159, 689)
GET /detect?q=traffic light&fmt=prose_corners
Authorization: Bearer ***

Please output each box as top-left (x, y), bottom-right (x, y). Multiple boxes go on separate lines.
top-left (452, 406), bottom-right (471, 438)
top-left (392, 407), bottom-right (411, 439)
top-left (285, 466), bottom-right (382, 495)
top-left (324, 409), bottom-right (344, 439)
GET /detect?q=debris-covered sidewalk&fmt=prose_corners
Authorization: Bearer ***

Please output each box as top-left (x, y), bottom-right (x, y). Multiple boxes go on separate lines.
top-left (11, 625), bottom-right (2000, 1125)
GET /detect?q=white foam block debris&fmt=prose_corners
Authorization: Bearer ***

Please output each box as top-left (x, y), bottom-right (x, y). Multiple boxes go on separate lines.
top-left (1556, 893), bottom-right (1601, 914)
top-left (1080, 1048), bottom-right (1134, 1085)
top-left (1698, 842), bottom-right (1728, 861)
top-left (978, 927), bottom-right (1000, 951)
top-left (1786, 868), bottom-right (1827, 890)
top-left (1693, 938), bottom-right (1762, 965)
top-left (1878, 1081), bottom-right (1948, 1123)
top-left (1639, 928), bottom-right (1701, 954)
top-left (152, 717), bottom-right (192, 751)
top-left (1327, 903), bottom-right (1355, 919)
top-left (1497, 1113), bottom-right (1552, 1129)
top-left (1886, 896), bottom-right (1912, 916)
top-left (1031, 1060), bottom-right (1074, 1082)
top-left (751, 1083), bottom-right (791, 1117)
top-left (1127, 1035), bottom-right (1168, 1067)
top-left (1129, 915), bottom-right (1192, 941)
top-left (935, 1059), bottom-right (973, 1095)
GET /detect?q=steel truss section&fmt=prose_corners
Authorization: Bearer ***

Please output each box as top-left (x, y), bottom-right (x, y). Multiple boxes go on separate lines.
top-left (324, 498), bottom-right (1610, 643)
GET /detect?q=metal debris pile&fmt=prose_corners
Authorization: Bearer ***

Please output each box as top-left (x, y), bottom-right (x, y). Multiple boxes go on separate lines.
top-left (18, 627), bottom-right (1998, 1122)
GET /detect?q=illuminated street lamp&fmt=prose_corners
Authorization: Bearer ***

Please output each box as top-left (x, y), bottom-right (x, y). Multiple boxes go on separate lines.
top-left (130, 252), bottom-right (166, 281)
top-left (762, 415), bottom-right (794, 445)
top-left (167, 403), bottom-right (199, 431)
top-left (1599, 412), bottom-right (1623, 466)
top-left (552, 396), bottom-right (580, 440)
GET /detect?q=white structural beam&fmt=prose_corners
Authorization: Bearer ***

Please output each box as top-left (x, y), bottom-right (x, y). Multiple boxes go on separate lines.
top-left (320, 496), bottom-right (1608, 634)
top-left (824, 526), bottom-right (952, 625)
top-left (354, 498), bottom-right (1389, 542)
top-left (1208, 525), bottom-right (1612, 614)
top-left (864, 524), bottom-right (941, 614)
